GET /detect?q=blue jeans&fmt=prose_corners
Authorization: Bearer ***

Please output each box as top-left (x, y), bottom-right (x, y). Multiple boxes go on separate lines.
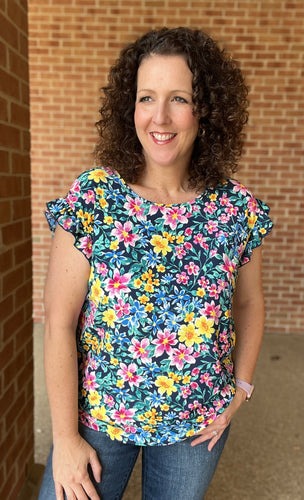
top-left (38, 423), bottom-right (229, 500)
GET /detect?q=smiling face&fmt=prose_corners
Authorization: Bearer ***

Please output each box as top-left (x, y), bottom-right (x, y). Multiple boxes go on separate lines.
top-left (134, 54), bottom-right (199, 174)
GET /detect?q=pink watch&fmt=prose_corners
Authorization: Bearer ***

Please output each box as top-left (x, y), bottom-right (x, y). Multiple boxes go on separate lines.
top-left (235, 378), bottom-right (255, 401)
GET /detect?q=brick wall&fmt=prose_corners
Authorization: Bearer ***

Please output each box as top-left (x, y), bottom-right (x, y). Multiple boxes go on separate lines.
top-left (29, 0), bottom-right (304, 334)
top-left (0, 1), bottom-right (34, 499)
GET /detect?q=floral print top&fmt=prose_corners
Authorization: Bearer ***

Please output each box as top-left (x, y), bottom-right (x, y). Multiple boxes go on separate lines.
top-left (45, 167), bottom-right (273, 446)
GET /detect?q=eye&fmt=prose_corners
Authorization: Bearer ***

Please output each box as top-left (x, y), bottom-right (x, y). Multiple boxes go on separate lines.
top-left (138, 96), bottom-right (152, 103)
top-left (173, 96), bottom-right (189, 104)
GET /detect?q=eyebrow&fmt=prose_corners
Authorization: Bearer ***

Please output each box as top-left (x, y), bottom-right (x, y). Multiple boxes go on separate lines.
top-left (137, 88), bottom-right (193, 96)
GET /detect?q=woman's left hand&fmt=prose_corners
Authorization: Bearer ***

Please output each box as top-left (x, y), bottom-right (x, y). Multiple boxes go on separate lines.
top-left (191, 389), bottom-right (247, 450)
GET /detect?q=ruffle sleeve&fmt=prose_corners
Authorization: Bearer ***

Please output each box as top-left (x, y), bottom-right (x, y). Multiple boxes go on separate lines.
top-left (240, 197), bottom-right (273, 266)
top-left (45, 173), bottom-right (94, 261)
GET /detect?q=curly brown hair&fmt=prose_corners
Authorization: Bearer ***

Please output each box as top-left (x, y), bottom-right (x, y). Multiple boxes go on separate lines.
top-left (95, 27), bottom-right (249, 189)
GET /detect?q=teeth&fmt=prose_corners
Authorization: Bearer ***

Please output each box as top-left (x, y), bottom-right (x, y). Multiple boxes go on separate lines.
top-left (152, 132), bottom-right (176, 141)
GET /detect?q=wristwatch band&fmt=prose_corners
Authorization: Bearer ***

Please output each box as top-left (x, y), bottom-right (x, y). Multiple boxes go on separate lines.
top-left (235, 378), bottom-right (255, 401)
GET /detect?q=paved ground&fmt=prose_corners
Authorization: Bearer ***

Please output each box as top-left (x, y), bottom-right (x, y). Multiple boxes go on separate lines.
top-left (22, 324), bottom-right (304, 499)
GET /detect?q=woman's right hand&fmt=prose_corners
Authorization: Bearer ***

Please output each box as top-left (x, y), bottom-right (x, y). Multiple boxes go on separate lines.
top-left (52, 433), bottom-right (102, 500)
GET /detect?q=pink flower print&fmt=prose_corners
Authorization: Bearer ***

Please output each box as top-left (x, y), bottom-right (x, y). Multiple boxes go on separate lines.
top-left (221, 384), bottom-right (232, 397)
top-left (175, 246), bottom-right (186, 259)
top-left (105, 268), bottom-right (132, 297)
top-left (152, 329), bottom-right (177, 357)
top-left (190, 382), bottom-right (198, 390)
top-left (96, 262), bottom-right (108, 276)
top-left (83, 371), bottom-right (99, 391)
top-left (114, 298), bottom-right (130, 319)
top-left (231, 180), bottom-right (249, 196)
top-left (66, 192), bottom-right (79, 209)
top-left (179, 410), bottom-right (190, 419)
top-left (112, 403), bottom-right (135, 425)
top-left (219, 330), bottom-right (229, 343)
top-left (198, 276), bottom-right (209, 288)
top-left (212, 360), bottom-right (222, 374)
top-left (181, 386), bottom-right (191, 398)
top-left (193, 233), bottom-right (205, 246)
top-left (185, 228), bottom-right (193, 237)
top-left (191, 367), bottom-right (200, 377)
top-left (124, 195), bottom-right (145, 219)
top-left (117, 363), bottom-right (143, 387)
top-left (176, 272), bottom-right (189, 285)
top-left (70, 179), bottom-right (81, 194)
top-left (219, 213), bottom-right (230, 223)
top-left (83, 190), bottom-right (95, 205)
top-left (163, 206), bottom-right (188, 230)
top-left (204, 220), bottom-right (218, 234)
top-left (207, 284), bottom-right (219, 300)
top-left (204, 201), bottom-right (216, 214)
top-left (220, 254), bottom-right (236, 280)
top-left (124, 425), bottom-right (137, 434)
top-left (203, 301), bottom-right (221, 324)
top-left (217, 279), bottom-right (228, 292)
top-left (111, 221), bottom-right (139, 247)
top-left (213, 399), bottom-right (224, 410)
top-left (184, 241), bottom-right (192, 250)
top-left (188, 400), bottom-right (202, 412)
top-left (169, 344), bottom-right (195, 370)
top-left (219, 194), bottom-right (230, 206)
top-left (225, 205), bottom-right (238, 216)
top-left (62, 217), bottom-right (73, 230)
top-left (129, 338), bottom-right (151, 364)
top-left (200, 372), bottom-right (213, 388)
top-left (248, 197), bottom-right (258, 214)
top-left (78, 236), bottom-right (92, 258)
top-left (184, 261), bottom-right (199, 275)
top-left (104, 394), bottom-right (114, 407)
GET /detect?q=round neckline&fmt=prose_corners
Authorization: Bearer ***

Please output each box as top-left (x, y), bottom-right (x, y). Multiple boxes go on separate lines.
top-left (114, 171), bottom-right (210, 208)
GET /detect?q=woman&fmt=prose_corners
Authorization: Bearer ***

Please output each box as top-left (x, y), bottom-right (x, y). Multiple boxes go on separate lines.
top-left (39, 27), bottom-right (273, 500)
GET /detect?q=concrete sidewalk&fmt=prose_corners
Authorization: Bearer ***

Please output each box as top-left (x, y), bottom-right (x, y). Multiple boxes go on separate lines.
top-left (28, 325), bottom-right (303, 500)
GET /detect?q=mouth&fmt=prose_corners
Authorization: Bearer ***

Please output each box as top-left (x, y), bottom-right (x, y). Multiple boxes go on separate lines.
top-left (150, 132), bottom-right (177, 143)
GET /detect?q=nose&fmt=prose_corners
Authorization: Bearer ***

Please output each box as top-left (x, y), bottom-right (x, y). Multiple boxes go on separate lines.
top-left (152, 100), bottom-right (171, 125)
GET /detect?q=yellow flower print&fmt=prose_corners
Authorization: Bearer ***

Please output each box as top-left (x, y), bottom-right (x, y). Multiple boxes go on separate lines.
top-left (99, 198), bottom-right (108, 209)
top-left (160, 403), bottom-right (169, 411)
top-left (156, 264), bottom-right (165, 273)
top-left (104, 216), bottom-right (113, 225)
top-left (139, 295), bottom-right (149, 304)
top-left (91, 406), bottom-right (107, 421)
top-left (116, 379), bottom-right (124, 388)
top-left (102, 295), bottom-right (109, 305)
top-left (155, 375), bottom-right (177, 396)
top-left (88, 391), bottom-right (102, 406)
top-left (151, 234), bottom-right (172, 256)
top-left (102, 308), bottom-right (116, 327)
top-left (178, 323), bottom-right (203, 346)
top-left (196, 288), bottom-right (205, 298)
top-left (141, 269), bottom-right (154, 281)
top-left (259, 227), bottom-right (267, 235)
top-left (176, 235), bottom-right (185, 244)
top-left (144, 283), bottom-right (154, 293)
top-left (111, 357), bottom-right (119, 365)
top-left (210, 193), bottom-right (218, 201)
top-left (248, 214), bottom-right (257, 229)
top-left (195, 316), bottom-right (215, 339)
top-left (182, 375), bottom-right (191, 384)
top-left (168, 372), bottom-right (181, 383)
top-left (184, 312), bottom-right (194, 323)
top-left (107, 425), bottom-right (123, 441)
top-left (88, 169), bottom-right (107, 183)
top-left (96, 187), bottom-right (104, 197)
top-left (133, 278), bottom-right (143, 289)
top-left (186, 429), bottom-right (195, 437)
top-left (105, 342), bottom-right (113, 352)
top-left (90, 278), bottom-right (103, 304)
top-left (110, 240), bottom-right (119, 250)
top-left (162, 231), bottom-right (175, 243)
top-left (145, 303), bottom-right (154, 312)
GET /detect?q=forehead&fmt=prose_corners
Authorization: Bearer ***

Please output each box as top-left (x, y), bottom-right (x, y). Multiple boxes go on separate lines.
top-left (137, 54), bottom-right (193, 88)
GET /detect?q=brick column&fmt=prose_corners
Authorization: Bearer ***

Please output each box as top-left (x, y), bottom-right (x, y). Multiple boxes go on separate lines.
top-left (0, 1), bottom-right (34, 499)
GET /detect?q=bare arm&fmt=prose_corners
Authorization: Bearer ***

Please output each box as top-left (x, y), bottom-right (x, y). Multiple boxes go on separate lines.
top-left (44, 225), bottom-right (101, 499)
top-left (192, 245), bottom-right (265, 449)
